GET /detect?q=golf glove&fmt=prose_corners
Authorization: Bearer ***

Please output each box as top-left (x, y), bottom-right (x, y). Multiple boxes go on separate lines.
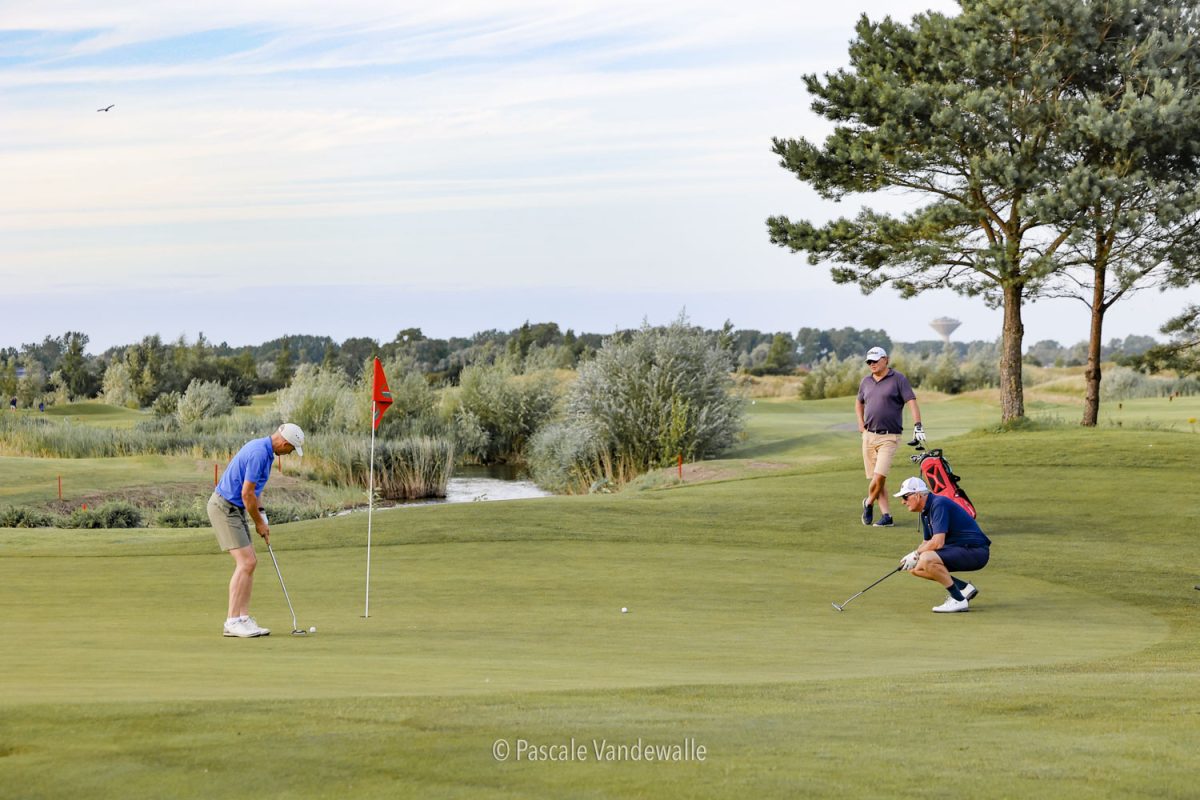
top-left (908, 422), bottom-right (927, 448)
top-left (900, 550), bottom-right (920, 571)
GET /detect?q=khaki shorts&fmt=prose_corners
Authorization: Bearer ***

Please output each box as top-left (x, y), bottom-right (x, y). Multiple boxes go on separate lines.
top-left (207, 491), bottom-right (252, 551)
top-left (862, 432), bottom-right (900, 478)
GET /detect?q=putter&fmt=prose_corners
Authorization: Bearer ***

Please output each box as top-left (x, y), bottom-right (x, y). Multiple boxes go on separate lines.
top-left (832, 565), bottom-right (903, 612)
top-left (266, 541), bottom-right (309, 635)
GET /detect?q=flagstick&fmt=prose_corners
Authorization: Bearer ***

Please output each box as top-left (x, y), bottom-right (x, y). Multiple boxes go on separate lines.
top-left (365, 399), bottom-right (376, 618)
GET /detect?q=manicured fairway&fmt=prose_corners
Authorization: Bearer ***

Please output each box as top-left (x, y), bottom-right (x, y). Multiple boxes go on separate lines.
top-left (0, 540), bottom-right (1164, 706)
top-left (1, 398), bottom-right (1198, 798)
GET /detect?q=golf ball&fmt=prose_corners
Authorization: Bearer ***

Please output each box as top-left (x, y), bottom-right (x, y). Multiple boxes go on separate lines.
top-left (621, 607), bottom-right (628, 614)
top-left (309, 626), bottom-right (317, 633)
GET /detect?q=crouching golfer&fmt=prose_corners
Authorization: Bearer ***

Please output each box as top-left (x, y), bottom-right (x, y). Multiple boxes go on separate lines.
top-left (207, 423), bottom-right (305, 637)
top-left (894, 476), bottom-right (990, 613)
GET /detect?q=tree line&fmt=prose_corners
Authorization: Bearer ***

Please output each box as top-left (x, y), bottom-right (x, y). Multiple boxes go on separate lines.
top-left (1, 322), bottom-right (1175, 414)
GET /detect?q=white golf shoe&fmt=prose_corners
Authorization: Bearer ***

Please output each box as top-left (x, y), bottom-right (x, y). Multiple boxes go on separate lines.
top-left (223, 616), bottom-right (270, 637)
top-left (960, 583), bottom-right (978, 601)
top-left (246, 617), bottom-right (270, 636)
top-left (932, 596), bottom-right (970, 613)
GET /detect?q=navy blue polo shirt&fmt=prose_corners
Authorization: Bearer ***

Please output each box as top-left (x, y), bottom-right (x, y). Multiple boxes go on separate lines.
top-left (857, 369), bottom-right (916, 433)
top-left (216, 436), bottom-right (275, 508)
top-left (922, 494), bottom-right (991, 547)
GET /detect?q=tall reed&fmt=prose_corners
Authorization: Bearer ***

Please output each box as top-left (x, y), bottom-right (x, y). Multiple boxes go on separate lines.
top-left (0, 415), bottom-right (247, 460)
top-left (303, 434), bottom-right (456, 500)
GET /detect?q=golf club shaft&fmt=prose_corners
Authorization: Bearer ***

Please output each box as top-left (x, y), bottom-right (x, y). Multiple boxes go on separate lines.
top-left (836, 566), bottom-right (902, 609)
top-left (267, 542), bottom-right (299, 630)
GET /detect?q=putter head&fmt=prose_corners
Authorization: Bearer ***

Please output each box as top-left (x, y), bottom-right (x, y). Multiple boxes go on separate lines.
top-left (291, 628), bottom-right (308, 636)
top-left (831, 602), bottom-right (844, 612)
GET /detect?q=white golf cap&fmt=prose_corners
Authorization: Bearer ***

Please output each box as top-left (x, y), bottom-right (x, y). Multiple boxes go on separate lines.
top-left (865, 346), bottom-right (888, 361)
top-left (894, 476), bottom-right (928, 497)
top-left (278, 422), bottom-right (305, 456)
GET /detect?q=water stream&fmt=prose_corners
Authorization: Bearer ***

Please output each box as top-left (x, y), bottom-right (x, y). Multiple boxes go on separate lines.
top-left (338, 464), bottom-right (551, 514)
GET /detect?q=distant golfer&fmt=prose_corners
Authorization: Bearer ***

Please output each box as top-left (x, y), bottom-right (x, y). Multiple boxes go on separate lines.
top-left (856, 346), bottom-right (923, 527)
top-left (206, 423), bottom-right (305, 637)
top-left (895, 477), bottom-right (991, 612)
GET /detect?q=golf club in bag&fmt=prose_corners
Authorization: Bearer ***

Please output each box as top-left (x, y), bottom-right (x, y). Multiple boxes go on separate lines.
top-left (266, 541), bottom-right (310, 636)
top-left (832, 565), bottom-right (903, 612)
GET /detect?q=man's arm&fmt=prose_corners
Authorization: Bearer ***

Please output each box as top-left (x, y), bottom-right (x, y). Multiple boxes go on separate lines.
top-left (855, 398), bottom-right (867, 432)
top-left (917, 532), bottom-right (945, 553)
top-left (241, 480), bottom-right (270, 543)
top-left (906, 397), bottom-right (922, 427)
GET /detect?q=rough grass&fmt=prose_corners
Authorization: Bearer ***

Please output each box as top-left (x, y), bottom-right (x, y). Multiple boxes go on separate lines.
top-left (0, 454), bottom-right (358, 523)
top-left (1, 393), bottom-right (1198, 798)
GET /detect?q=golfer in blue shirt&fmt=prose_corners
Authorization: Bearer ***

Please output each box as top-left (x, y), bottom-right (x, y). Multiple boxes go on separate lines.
top-left (894, 476), bottom-right (991, 613)
top-left (206, 423), bottom-right (305, 637)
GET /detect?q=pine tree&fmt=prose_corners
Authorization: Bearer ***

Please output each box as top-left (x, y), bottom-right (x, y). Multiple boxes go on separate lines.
top-left (768, 0), bottom-right (1200, 422)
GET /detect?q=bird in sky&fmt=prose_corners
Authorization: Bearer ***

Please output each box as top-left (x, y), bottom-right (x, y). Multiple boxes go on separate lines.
top-left (97, 104), bottom-right (115, 112)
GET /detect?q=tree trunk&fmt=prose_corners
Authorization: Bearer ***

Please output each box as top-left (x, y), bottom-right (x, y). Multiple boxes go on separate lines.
top-left (1081, 286), bottom-right (1106, 427)
top-left (999, 282), bottom-right (1026, 423)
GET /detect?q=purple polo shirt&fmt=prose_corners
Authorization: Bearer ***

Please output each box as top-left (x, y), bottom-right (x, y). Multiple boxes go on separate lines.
top-left (857, 369), bottom-right (916, 433)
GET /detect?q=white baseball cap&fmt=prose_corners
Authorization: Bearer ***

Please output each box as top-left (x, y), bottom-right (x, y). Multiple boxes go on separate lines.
top-left (865, 346), bottom-right (888, 362)
top-left (893, 477), bottom-right (928, 497)
top-left (278, 422), bottom-right (305, 456)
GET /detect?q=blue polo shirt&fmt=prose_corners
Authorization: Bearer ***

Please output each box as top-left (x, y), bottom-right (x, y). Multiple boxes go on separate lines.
top-left (922, 494), bottom-right (991, 547)
top-left (216, 436), bottom-right (275, 508)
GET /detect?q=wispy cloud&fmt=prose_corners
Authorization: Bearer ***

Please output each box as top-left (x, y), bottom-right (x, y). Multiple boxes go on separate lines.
top-left (8, 0), bottom-right (1016, 338)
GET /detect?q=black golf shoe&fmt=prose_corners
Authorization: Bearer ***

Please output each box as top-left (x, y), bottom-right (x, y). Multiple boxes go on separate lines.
top-left (861, 498), bottom-right (873, 526)
top-left (873, 514), bottom-right (894, 527)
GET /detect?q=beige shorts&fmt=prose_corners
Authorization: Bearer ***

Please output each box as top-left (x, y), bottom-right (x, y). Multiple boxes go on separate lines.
top-left (862, 432), bottom-right (900, 478)
top-left (207, 491), bottom-right (252, 551)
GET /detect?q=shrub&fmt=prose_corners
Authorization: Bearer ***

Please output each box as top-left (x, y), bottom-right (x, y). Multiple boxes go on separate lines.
top-left (156, 502), bottom-right (209, 528)
top-left (0, 506), bottom-right (56, 528)
top-left (450, 408), bottom-right (490, 463)
top-left (531, 316), bottom-right (743, 490)
top-left (101, 361), bottom-right (139, 408)
top-left (62, 501), bottom-right (143, 529)
top-left (374, 367), bottom-right (437, 437)
top-left (528, 421), bottom-right (615, 494)
top-left (98, 501), bottom-right (143, 528)
top-left (257, 502), bottom-right (337, 524)
top-left (802, 343), bottom-right (1002, 399)
top-left (275, 364), bottom-right (359, 432)
top-left (63, 507), bottom-right (105, 529)
top-left (799, 355), bottom-right (862, 399)
top-left (176, 379), bottom-right (234, 424)
top-left (276, 361), bottom-right (436, 436)
top-left (152, 391), bottom-right (180, 418)
top-left (457, 364), bottom-right (560, 462)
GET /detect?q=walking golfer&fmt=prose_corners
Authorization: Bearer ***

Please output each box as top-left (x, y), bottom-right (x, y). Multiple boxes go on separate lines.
top-left (206, 423), bottom-right (305, 637)
top-left (895, 476), bottom-right (991, 612)
top-left (856, 346), bottom-right (923, 527)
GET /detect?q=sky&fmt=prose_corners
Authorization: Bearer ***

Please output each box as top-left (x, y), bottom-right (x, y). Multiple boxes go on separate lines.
top-left (2, 0), bottom-right (1198, 354)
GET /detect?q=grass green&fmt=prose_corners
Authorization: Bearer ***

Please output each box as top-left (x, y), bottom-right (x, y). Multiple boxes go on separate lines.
top-left (0, 454), bottom-right (214, 508)
top-left (1, 392), bottom-right (1199, 798)
top-left (41, 401), bottom-right (148, 429)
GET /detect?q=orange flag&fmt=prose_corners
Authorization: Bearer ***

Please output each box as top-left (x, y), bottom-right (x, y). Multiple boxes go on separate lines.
top-left (372, 357), bottom-right (392, 430)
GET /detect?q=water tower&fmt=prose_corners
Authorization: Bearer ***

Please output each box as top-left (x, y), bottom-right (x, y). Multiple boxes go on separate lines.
top-left (929, 317), bottom-right (961, 343)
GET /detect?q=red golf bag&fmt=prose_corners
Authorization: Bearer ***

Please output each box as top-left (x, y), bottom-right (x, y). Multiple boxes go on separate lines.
top-left (913, 449), bottom-right (977, 518)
